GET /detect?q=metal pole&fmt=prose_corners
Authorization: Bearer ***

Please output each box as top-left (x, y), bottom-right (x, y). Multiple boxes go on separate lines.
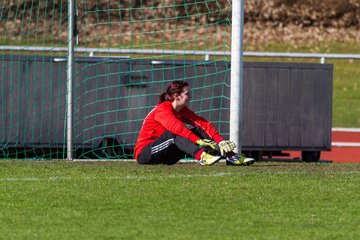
top-left (230, 0), bottom-right (245, 153)
top-left (66, 0), bottom-right (75, 160)
top-left (321, 57), bottom-right (325, 64)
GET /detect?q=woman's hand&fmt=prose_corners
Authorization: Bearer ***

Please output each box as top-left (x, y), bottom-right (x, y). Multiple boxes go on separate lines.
top-left (196, 139), bottom-right (219, 152)
top-left (218, 140), bottom-right (236, 156)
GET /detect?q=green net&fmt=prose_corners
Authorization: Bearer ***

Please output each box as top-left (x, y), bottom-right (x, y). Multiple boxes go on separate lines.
top-left (1, 0), bottom-right (232, 159)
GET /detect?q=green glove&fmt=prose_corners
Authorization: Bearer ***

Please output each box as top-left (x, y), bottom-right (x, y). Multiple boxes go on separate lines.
top-left (218, 140), bottom-right (236, 156)
top-left (196, 139), bottom-right (219, 152)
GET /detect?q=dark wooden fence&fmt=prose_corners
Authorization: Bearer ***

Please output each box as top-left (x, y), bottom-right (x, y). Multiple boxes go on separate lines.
top-left (0, 55), bottom-right (332, 160)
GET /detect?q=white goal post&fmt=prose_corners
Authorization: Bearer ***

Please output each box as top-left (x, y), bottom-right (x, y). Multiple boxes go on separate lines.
top-left (230, 0), bottom-right (245, 153)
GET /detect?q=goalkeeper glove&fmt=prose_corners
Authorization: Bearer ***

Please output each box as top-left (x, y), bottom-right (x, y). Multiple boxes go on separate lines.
top-left (218, 140), bottom-right (236, 156)
top-left (196, 139), bottom-right (219, 152)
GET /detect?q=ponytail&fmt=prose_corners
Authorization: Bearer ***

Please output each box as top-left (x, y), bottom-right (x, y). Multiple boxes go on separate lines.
top-left (158, 81), bottom-right (189, 104)
top-left (158, 92), bottom-right (168, 103)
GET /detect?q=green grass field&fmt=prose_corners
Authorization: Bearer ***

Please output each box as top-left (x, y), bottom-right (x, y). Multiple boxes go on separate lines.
top-left (1, 160), bottom-right (359, 240)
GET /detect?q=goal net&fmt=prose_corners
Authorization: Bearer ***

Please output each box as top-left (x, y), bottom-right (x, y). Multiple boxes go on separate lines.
top-left (0, 0), bottom-right (232, 159)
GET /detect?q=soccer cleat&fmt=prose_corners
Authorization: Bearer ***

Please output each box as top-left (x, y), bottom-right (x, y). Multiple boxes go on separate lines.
top-left (226, 153), bottom-right (255, 166)
top-left (198, 152), bottom-right (221, 166)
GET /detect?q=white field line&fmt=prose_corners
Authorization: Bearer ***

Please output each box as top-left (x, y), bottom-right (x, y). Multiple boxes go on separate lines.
top-left (0, 172), bottom-right (233, 182)
top-left (332, 142), bottom-right (360, 147)
top-left (332, 128), bottom-right (360, 132)
top-left (331, 128), bottom-right (360, 147)
top-left (2, 171), bottom-right (360, 183)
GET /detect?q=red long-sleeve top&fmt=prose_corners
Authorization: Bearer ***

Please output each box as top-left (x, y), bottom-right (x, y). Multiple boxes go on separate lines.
top-left (134, 101), bottom-right (223, 160)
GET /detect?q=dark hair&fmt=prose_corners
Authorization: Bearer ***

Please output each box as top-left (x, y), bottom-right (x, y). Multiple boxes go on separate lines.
top-left (158, 81), bottom-right (189, 103)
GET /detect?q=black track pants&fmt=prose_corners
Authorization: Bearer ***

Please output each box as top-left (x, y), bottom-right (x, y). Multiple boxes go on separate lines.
top-left (137, 127), bottom-right (210, 165)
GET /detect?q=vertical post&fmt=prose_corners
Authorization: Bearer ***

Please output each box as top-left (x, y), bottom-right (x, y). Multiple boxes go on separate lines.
top-left (66, 0), bottom-right (75, 160)
top-left (230, 0), bottom-right (245, 153)
top-left (320, 57), bottom-right (325, 64)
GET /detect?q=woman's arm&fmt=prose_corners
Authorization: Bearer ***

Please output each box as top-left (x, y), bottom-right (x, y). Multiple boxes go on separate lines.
top-left (181, 107), bottom-right (223, 143)
top-left (154, 103), bottom-right (200, 143)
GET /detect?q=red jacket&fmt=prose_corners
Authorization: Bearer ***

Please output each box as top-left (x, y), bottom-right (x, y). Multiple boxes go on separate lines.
top-left (134, 101), bottom-right (223, 159)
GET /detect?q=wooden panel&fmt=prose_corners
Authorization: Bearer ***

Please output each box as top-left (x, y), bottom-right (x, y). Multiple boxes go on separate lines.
top-left (288, 68), bottom-right (302, 147)
top-left (264, 68), bottom-right (278, 147)
top-left (252, 67), bottom-right (267, 147)
top-left (301, 69), bottom-right (318, 147)
top-left (242, 67), bottom-right (255, 146)
top-left (277, 68), bottom-right (291, 147)
top-left (242, 62), bottom-right (332, 151)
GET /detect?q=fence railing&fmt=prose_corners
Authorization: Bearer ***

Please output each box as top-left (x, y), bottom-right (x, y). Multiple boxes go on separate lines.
top-left (2, 45), bottom-right (360, 63)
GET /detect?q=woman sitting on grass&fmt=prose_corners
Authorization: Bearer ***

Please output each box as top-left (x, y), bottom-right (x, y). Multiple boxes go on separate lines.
top-left (134, 80), bottom-right (255, 166)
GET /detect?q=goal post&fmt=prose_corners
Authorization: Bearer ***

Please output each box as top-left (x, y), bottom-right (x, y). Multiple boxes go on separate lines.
top-left (230, 0), bottom-right (245, 154)
top-left (0, 0), bottom-right (242, 160)
top-left (67, 0), bottom-right (75, 160)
